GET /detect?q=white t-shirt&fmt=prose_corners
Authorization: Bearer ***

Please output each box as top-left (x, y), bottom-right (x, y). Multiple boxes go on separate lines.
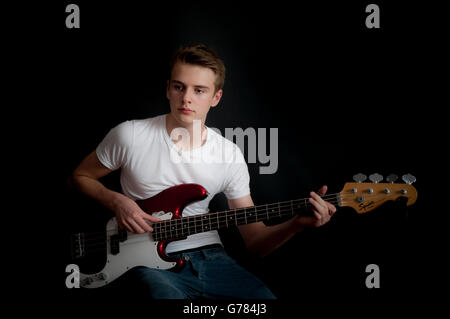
top-left (96, 114), bottom-right (250, 253)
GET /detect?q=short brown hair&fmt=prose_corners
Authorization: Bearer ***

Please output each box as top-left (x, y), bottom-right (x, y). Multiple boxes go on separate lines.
top-left (169, 44), bottom-right (226, 92)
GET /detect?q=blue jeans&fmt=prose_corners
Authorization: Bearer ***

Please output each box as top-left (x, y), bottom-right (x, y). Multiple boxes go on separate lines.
top-left (124, 246), bottom-right (276, 299)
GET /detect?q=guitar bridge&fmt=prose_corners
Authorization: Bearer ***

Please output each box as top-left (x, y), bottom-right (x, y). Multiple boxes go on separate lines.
top-left (70, 233), bottom-right (85, 259)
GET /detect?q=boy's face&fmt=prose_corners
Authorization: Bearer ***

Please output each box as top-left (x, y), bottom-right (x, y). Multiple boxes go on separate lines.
top-left (167, 62), bottom-right (222, 127)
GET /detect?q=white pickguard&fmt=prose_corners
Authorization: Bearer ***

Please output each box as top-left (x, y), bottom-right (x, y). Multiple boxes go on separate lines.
top-left (80, 211), bottom-right (175, 288)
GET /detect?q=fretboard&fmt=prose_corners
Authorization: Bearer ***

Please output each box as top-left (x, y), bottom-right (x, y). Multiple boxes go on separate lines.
top-left (152, 194), bottom-right (341, 241)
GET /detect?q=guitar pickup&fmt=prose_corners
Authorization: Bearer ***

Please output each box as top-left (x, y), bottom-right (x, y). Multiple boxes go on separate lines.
top-left (110, 235), bottom-right (120, 255)
top-left (110, 228), bottom-right (129, 255)
top-left (118, 229), bottom-right (127, 242)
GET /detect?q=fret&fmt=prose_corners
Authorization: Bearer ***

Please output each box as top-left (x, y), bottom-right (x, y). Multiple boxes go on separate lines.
top-left (278, 202), bottom-right (281, 218)
top-left (169, 220), bottom-right (174, 238)
top-left (183, 217), bottom-right (189, 236)
top-left (177, 218), bottom-right (183, 237)
top-left (226, 210), bottom-right (235, 226)
top-left (158, 221), bottom-right (163, 240)
top-left (266, 204), bottom-right (269, 220)
top-left (195, 216), bottom-right (202, 235)
top-left (236, 208), bottom-right (246, 226)
top-left (179, 218), bottom-right (183, 237)
top-left (158, 222), bottom-right (163, 241)
top-left (268, 204), bottom-right (276, 218)
top-left (245, 206), bottom-right (257, 224)
top-left (217, 212), bottom-right (223, 229)
top-left (153, 223), bottom-right (159, 241)
top-left (162, 221), bottom-right (168, 239)
top-left (203, 214), bottom-right (209, 232)
top-left (221, 211), bottom-right (228, 228)
top-left (225, 212), bottom-right (228, 227)
top-left (216, 212), bottom-right (220, 230)
top-left (234, 209), bottom-right (237, 225)
top-left (208, 212), bottom-right (217, 231)
top-left (174, 219), bottom-right (178, 238)
top-left (163, 221), bottom-right (168, 240)
top-left (257, 205), bottom-right (266, 221)
top-left (176, 219), bottom-right (180, 237)
top-left (188, 216), bottom-right (195, 236)
top-left (168, 220), bottom-right (174, 239)
top-left (163, 221), bottom-right (170, 238)
top-left (290, 200), bottom-right (294, 216)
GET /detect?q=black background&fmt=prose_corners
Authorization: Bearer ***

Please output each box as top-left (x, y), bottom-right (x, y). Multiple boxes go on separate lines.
top-left (7, 0), bottom-right (446, 316)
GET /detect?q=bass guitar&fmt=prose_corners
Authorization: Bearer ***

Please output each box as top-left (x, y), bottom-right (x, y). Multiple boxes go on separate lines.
top-left (70, 173), bottom-right (417, 288)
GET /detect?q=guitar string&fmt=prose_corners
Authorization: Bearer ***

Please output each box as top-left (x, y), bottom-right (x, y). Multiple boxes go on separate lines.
top-left (152, 198), bottom-right (344, 240)
top-left (78, 195), bottom-right (357, 244)
top-left (77, 195), bottom-right (351, 243)
top-left (72, 186), bottom-right (405, 245)
top-left (75, 199), bottom-right (352, 256)
top-left (75, 198), bottom-right (351, 255)
top-left (73, 198), bottom-right (348, 254)
top-left (75, 192), bottom-right (349, 240)
top-left (78, 194), bottom-right (346, 241)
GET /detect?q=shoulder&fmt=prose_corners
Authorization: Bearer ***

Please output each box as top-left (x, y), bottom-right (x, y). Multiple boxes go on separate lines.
top-left (134, 114), bottom-right (165, 127)
top-left (112, 114), bottom-right (165, 140)
top-left (130, 114), bottom-right (165, 143)
top-left (103, 120), bottom-right (134, 145)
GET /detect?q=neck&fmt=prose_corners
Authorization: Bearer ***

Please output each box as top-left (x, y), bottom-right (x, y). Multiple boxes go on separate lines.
top-left (166, 113), bottom-right (207, 151)
top-left (152, 193), bottom-right (342, 242)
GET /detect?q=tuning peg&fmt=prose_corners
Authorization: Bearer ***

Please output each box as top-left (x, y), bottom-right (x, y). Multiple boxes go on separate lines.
top-left (386, 174), bottom-right (398, 183)
top-left (353, 173), bottom-right (367, 183)
top-left (369, 173), bottom-right (383, 183)
top-left (402, 173), bottom-right (416, 184)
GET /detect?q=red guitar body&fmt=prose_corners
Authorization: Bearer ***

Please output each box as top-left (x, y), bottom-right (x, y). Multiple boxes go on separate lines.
top-left (136, 183), bottom-right (209, 271)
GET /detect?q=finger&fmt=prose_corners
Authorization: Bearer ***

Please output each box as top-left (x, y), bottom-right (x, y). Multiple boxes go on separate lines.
top-left (135, 215), bottom-right (154, 232)
top-left (317, 185), bottom-right (328, 196)
top-left (310, 192), bottom-right (328, 208)
top-left (309, 197), bottom-right (328, 217)
top-left (141, 212), bottom-right (162, 223)
top-left (128, 219), bottom-right (146, 234)
top-left (119, 220), bottom-right (133, 233)
top-left (327, 202), bottom-right (337, 215)
top-left (312, 210), bottom-right (323, 222)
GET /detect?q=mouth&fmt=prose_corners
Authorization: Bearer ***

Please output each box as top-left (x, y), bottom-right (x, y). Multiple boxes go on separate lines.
top-left (178, 107), bottom-right (194, 114)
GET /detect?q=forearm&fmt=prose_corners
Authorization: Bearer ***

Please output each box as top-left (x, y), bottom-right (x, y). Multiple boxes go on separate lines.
top-left (240, 219), bottom-right (303, 257)
top-left (71, 172), bottom-right (160, 234)
top-left (71, 174), bottom-right (124, 212)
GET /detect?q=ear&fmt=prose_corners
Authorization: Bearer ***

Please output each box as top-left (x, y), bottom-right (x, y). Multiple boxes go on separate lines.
top-left (211, 89), bottom-right (223, 107)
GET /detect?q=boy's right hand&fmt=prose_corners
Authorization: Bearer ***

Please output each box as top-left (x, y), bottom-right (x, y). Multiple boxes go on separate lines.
top-left (111, 193), bottom-right (161, 234)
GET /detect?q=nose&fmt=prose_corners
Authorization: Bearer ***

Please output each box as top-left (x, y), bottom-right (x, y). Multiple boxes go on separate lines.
top-left (182, 88), bottom-right (194, 104)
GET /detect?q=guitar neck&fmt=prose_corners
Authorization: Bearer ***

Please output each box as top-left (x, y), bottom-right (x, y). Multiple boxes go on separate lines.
top-left (152, 193), bottom-right (342, 241)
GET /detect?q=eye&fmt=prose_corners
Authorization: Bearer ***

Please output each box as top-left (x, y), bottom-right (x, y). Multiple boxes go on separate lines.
top-left (173, 84), bottom-right (183, 91)
top-left (195, 89), bottom-right (205, 94)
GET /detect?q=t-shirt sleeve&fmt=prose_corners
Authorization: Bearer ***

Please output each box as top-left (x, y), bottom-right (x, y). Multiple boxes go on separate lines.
top-left (96, 121), bottom-right (134, 170)
top-left (223, 145), bottom-right (251, 200)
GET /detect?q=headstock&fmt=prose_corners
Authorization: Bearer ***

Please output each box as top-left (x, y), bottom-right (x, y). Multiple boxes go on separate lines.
top-left (338, 173), bottom-right (418, 214)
